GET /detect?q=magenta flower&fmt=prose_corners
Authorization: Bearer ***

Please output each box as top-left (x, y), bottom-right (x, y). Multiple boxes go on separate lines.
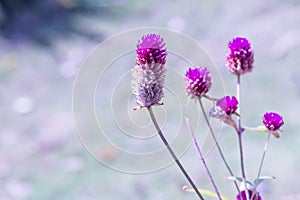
top-left (185, 67), bottom-right (212, 98)
top-left (236, 190), bottom-right (262, 200)
top-left (262, 112), bottom-right (284, 131)
top-left (226, 37), bottom-right (254, 75)
top-left (132, 34), bottom-right (167, 108)
top-left (217, 96), bottom-right (238, 115)
top-left (136, 33), bottom-right (167, 65)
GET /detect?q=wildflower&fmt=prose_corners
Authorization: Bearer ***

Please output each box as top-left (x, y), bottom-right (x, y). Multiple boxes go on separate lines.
top-left (185, 67), bottom-right (212, 98)
top-left (262, 112), bottom-right (284, 131)
top-left (132, 34), bottom-right (167, 108)
top-left (216, 96), bottom-right (238, 115)
top-left (210, 105), bottom-right (238, 131)
top-left (226, 37), bottom-right (254, 75)
top-left (136, 33), bottom-right (167, 65)
top-left (236, 190), bottom-right (262, 200)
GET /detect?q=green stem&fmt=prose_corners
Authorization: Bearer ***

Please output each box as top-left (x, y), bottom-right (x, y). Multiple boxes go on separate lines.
top-left (256, 132), bottom-right (271, 181)
top-left (199, 98), bottom-right (240, 192)
top-left (237, 74), bottom-right (248, 200)
top-left (238, 134), bottom-right (247, 191)
top-left (250, 132), bottom-right (271, 200)
top-left (186, 118), bottom-right (222, 200)
top-left (147, 107), bottom-right (205, 200)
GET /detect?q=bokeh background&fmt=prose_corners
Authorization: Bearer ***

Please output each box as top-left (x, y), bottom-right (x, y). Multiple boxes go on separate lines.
top-left (1, 0), bottom-right (300, 199)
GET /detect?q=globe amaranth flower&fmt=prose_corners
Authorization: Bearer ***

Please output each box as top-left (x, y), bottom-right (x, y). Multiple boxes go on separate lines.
top-left (226, 37), bottom-right (254, 75)
top-left (262, 112), bottom-right (284, 131)
top-left (185, 67), bottom-right (212, 98)
top-left (136, 33), bottom-right (167, 65)
top-left (237, 190), bottom-right (262, 200)
top-left (211, 96), bottom-right (238, 131)
top-left (132, 33), bottom-right (167, 108)
top-left (217, 96), bottom-right (238, 115)
top-left (210, 105), bottom-right (238, 131)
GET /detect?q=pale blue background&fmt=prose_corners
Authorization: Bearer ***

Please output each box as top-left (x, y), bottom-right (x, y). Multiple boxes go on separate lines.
top-left (0, 0), bottom-right (299, 199)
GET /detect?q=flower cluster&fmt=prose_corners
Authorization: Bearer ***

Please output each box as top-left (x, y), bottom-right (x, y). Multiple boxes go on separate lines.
top-left (217, 96), bottom-right (239, 115)
top-left (136, 33), bottom-right (167, 65)
top-left (132, 34), bottom-right (167, 108)
top-left (185, 67), bottom-right (212, 98)
top-left (262, 112), bottom-right (284, 131)
top-left (131, 33), bottom-right (285, 200)
top-left (237, 190), bottom-right (262, 200)
top-left (226, 37), bottom-right (254, 75)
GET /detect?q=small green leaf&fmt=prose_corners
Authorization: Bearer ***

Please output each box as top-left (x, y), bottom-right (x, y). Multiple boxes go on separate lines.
top-left (225, 176), bottom-right (243, 182)
top-left (254, 176), bottom-right (276, 187)
top-left (270, 131), bottom-right (280, 138)
top-left (245, 126), bottom-right (268, 132)
top-left (183, 187), bottom-right (231, 200)
top-left (225, 176), bottom-right (254, 186)
top-left (245, 126), bottom-right (281, 138)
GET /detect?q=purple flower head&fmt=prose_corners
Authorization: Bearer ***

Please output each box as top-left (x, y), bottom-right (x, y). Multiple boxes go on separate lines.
top-left (217, 96), bottom-right (239, 115)
top-left (226, 37), bottom-right (254, 75)
top-left (132, 34), bottom-right (167, 108)
top-left (185, 67), bottom-right (212, 98)
top-left (136, 34), bottom-right (167, 65)
top-left (262, 112), bottom-right (284, 131)
top-left (237, 190), bottom-right (262, 200)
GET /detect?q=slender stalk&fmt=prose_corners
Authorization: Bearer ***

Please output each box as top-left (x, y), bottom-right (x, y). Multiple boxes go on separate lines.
top-left (198, 98), bottom-right (240, 192)
top-left (238, 134), bottom-right (247, 189)
top-left (147, 107), bottom-right (205, 200)
top-left (236, 74), bottom-right (248, 200)
top-left (256, 132), bottom-right (271, 181)
top-left (250, 132), bottom-right (272, 200)
top-left (237, 75), bottom-right (242, 133)
top-left (186, 118), bottom-right (222, 200)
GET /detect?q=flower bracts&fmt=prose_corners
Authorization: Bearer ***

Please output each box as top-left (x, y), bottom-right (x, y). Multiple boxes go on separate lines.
top-left (132, 34), bottom-right (167, 108)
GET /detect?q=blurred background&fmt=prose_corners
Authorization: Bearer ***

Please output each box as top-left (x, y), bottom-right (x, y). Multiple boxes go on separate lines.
top-left (1, 0), bottom-right (300, 199)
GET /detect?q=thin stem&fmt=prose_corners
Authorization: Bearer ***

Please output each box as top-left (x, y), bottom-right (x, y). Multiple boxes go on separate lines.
top-left (203, 94), bottom-right (218, 101)
top-left (256, 132), bottom-right (271, 180)
top-left (237, 75), bottom-right (242, 133)
top-left (238, 134), bottom-right (247, 189)
top-left (186, 118), bottom-right (222, 200)
top-left (147, 107), bottom-right (205, 200)
top-left (198, 98), bottom-right (240, 192)
top-left (250, 132), bottom-right (271, 200)
top-left (236, 74), bottom-right (248, 200)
